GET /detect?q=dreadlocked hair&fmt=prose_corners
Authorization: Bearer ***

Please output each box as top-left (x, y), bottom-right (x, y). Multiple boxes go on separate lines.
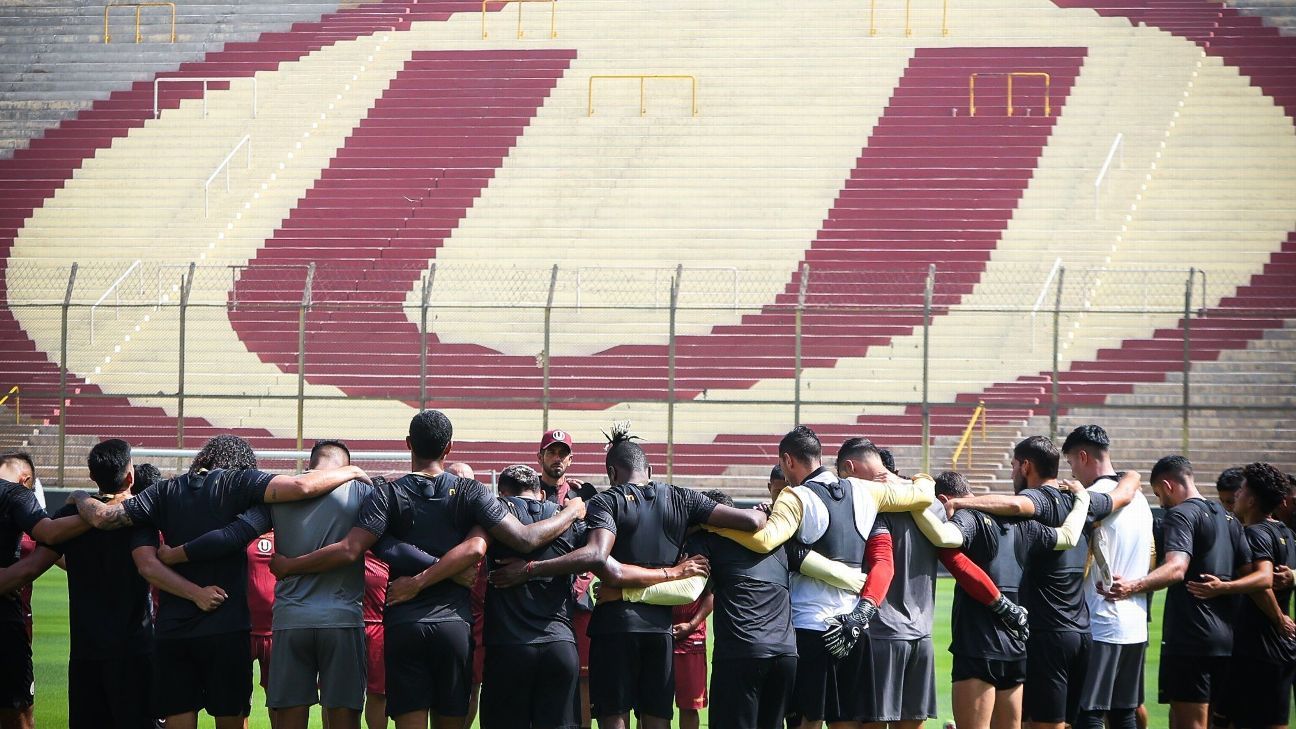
top-left (191, 434), bottom-right (257, 473)
top-left (604, 421), bottom-right (649, 476)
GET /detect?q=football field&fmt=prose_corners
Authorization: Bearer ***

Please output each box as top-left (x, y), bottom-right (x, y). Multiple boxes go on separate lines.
top-left (28, 570), bottom-right (1169, 729)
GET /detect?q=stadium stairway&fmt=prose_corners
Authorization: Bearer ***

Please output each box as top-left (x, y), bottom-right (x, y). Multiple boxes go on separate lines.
top-left (1228, 0), bottom-right (1296, 36)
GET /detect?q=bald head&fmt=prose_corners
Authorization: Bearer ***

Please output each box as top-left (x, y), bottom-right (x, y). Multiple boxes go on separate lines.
top-left (447, 462), bottom-right (475, 480)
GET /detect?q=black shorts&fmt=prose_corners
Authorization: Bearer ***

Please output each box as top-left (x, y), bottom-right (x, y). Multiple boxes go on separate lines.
top-left (1157, 653), bottom-right (1228, 705)
top-left (480, 641), bottom-right (580, 729)
top-left (384, 620), bottom-right (473, 718)
top-left (792, 628), bottom-right (875, 723)
top-left (1024, 631), bottom-right (1091, 725)
top-left (1078, 641), bottom-right (1145, 712)
top-left (588, 632), bottom-right (674, 720)
top-left (0, 622), bottom-right (33, 710)
top-left (69, 653), bottom-right (153, 728)
top-left (1222, 655), bottom-right (1296, 728)
top-left (950, 654), bottom-right (1027, 691)
top-left (709, 655), bottom-right (796, 729)
top-left (152, 631), bottom-right (252, 718)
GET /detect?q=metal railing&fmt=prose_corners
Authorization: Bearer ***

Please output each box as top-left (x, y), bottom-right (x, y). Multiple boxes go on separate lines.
top-left (951, 401), bottom-right (986, 469)
top-left (1094, 132), bottom-right (1125, 219)
top-left (103, 2), bottom-right (175, 43)
top-left (89, 259), bottom-right (142, 345)
top-left (588, 75), bottom-right (698, 117)
top-left (204, 135), bottom-right (251, 217)
top-left (154, 77), bottom-right (258, 120)
top-left (481, 0), bottom-right (557, 39)
top-left (869, 0), bottom-right (950, 36)
top-left (0, 386), bottom-right (19, 424)
top-left (968, 71), bottom-right (1052, 117)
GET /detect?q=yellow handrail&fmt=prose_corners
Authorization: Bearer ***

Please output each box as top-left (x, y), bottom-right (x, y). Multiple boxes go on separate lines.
top-left (951, 401), bottom-right (987, 470)
top-left (870, 0), bottom-right (950, 37)
top-left (104, 2), bottom-right (176, 44)
top-left (968, 72), bottom-right (1051, 117)
top-left (481, 0), bottom-right (556, 39)
top-left (0, 386), bottom-right (19, 424)
top-left (588, 75), bottom-right (698, 117)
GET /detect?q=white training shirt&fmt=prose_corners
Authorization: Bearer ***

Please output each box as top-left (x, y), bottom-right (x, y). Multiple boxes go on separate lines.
top-left (789, 470), bottom-right (879, 631)
top-left (1085, 476), bottom-right (1154, 644)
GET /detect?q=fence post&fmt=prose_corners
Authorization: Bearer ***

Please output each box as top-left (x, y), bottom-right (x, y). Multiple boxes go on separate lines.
top-left (176, 262), bottom-right (195, 447)
top-left (1050, 266), bottom-right (1065, 440)
top-left (542, 265), bottom-right (558, 431)
top-left (921, 265), bottom-right (934, 473)
top-left (666, 264), bottom-right (682, 483)
top-left (1182, 268), bottom-right (1194, 456)
top-left (794, 263), bottom-right (809, 425)
top-left (419, 265), bottom-right (435, 412)
top-left (58, 263), bottom-right (78, 487)
top-left (296, 263), bottom-right (315, 465)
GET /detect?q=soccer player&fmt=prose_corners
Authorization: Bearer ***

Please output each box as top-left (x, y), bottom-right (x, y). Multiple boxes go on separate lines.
top-left (768, 465), bottom-right (788, 500)
top-left (671, 593), bottom-right (713, 729)
top-left (1104, 456), bottom-right (1254, 729)
top-left (537, 428), bottom-right (596, 729)
top-left (269, 410), bottom-right (586, 729)
top-left (489, 423), bottom-right (767, 729)
top-left (478, 464), bottom-right (589, 729)
top-left (363, 549), bottom-right (390, 729)
top-left (70, 435), bottom-right (370, 729)
top-left (1052, 426), bottom-right (1154, 729)
top-left (246, 527), bottom-right (275, 710)
top-left (1215, 467), bottom-right (1243, 513)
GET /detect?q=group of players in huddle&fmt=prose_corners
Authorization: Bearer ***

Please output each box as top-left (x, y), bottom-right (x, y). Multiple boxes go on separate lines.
top-left (0, 410), bottom-right (1293, 729)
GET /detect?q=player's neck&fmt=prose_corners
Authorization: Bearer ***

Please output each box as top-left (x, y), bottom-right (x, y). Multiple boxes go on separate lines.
top-left (410, 458), bottom-right (444, 477)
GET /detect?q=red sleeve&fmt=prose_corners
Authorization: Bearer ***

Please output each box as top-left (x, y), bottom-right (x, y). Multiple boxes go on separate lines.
top-left (937, 548), bottom-right (1000, 605)
top-left (862, 532), bottom-right (894, 605)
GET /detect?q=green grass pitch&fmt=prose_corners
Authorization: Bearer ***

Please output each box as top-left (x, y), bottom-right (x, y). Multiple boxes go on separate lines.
top-left (29, 569), bottom-right (1170, 728)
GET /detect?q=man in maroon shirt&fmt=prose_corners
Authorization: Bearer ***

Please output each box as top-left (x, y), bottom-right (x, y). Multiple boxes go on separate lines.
top-left (362, 553), bottom-right (389, 729)
top-left (246, 531), bottom-right (276, 712)
top-left (672, 594), bottom-right (714, 729)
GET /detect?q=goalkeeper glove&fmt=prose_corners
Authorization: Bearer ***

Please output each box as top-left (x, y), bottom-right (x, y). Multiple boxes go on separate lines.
top-left (989, 594), bottom-right (1030, 643)
top-left (823, 597), bottom-right (877, 659)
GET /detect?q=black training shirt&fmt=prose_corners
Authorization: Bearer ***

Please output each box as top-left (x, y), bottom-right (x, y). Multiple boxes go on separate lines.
top-left (1160, 497), bottom-right (1251, 656)
top-left (1232, 520), bottom-right (1296, 664)
top-left (1022, 484), bottom-right (1114, 529)
top-left (949, 509), bottom-right (1026, 660)
top-left (684, 532), bottom-right (795, 661)
top-left (354, 473), bottom-right (507, 626)
top-left (0, 479), bottom-right (48, 624)
top-left (50, 503), bottom-right (153, 658)
top-left (585, 482), bottom-right (717, 635)
top-left (121, 468), bottom-right (274, 637)
top-left (1016, 518), bottom-right (1093, 633)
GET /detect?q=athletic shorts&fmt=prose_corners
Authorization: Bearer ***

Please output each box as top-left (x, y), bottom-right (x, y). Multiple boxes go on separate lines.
top-left (674, 651), bottom-right (708, 710)
top-left (1078, 641), bottom-right (1145, 712)
top-left (480, 641), bottom-right (580, 729)
top-left (251, 633), bottom-right (272, 690)
top-left (709, 655), bottom-right (796, 729)
top-left (384, 620), bottom-right (473, 718)
top-left (1222, 655), bottom-right (1296, 728)
top-left (588, 632), bottom-right (674, 719)
top-left (69, 653), bottom-right (152, 729)
top-left (1024, 630), bottom-right (1091, 725)
top-left (0, 622), bottom-right (33, 710)
top-left (364, 622), bottom-right (385, 695)
top-left (1157, 653), bottom-right (1227, 705)
top-left (267, 627), bottom-right (366, 711)
top-left (573, 610), bottom-right (592, 678)
top-left (868, 637), bottom-right (938, 722)
top-left (152, 631), bottom-right (252, 718)
top-left (792, 627), bottom-right (875, 723)
top-left (950, 654), bottom-right (1027, 691)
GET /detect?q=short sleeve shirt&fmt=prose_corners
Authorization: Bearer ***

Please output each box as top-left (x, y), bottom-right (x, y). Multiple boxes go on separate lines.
top-left (1231, 520), bottom-right (1296, 664)
top-left (1160, 498), bottom-right (1251, 656)
top-left (685, 532), bottom-right (796, 661)
top-left (1, 479), bottom-right (49, 624)
top-left (948, 509), bottom-right (1027, 660)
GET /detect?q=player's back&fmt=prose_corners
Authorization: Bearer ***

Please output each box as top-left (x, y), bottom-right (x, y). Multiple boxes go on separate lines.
top-left (485, 495), bottom-right (584, 646)
top-left (1161, 497), bottom-right (1247, 656)
top-left (872, 507), bottom-right (940, 641)
top-left (271, 481), bottom-right (371, 629)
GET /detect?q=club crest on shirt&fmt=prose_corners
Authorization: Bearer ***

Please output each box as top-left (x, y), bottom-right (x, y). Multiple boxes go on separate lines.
top-left (257, 537), bottom-right (273, 554)
top-left (627, 493), bottom-right (636, 503)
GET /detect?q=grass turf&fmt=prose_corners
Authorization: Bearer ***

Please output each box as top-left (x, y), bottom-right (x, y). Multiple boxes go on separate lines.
top-left (29, 569), bottom-right (1169, 729)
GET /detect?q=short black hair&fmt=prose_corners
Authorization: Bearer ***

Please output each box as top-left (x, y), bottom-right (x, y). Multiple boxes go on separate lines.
top-left (191, 435), bottom-right (257, 472)
top-left (702, 489), bottom-right (734, 508)
top-left (935, 471), bottom-right (972, 498)
top-left (837, 437), bottom-right (880, 465)
top-left (309, 439), bottom-right (351, 469)
top-left (498, 464), bottom-right (540, 496)
top-left (604, 422), bottom-right (649, 476)
top-left (1013, 436), bottom-right (1060, 480)
top-left (1061, 424), bottom-right (1110, 456)
top-left (409, 410), bottom-right (453, 461)
top-left (1243, 462), bottom-right (1289, 515)
top-left (1150, 455), bottom-right (1193, 485)
top-left (779, 426), bottom-right (822, 466)
top-left (1215, 467), bottom-right (1244, 494)
top-left (0, 451), bottom-right (35, 481)
top-left (132, 463), bottom-right (162, 495)
top-left (769, 465), bottom-right (785, 482)
top-left (879, 448), bottom-right (899, 476)
top-left (88, 439), bottom-right (132, 493)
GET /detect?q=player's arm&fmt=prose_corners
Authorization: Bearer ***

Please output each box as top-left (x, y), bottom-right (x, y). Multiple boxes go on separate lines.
top-left (1048, 486), bottom-right (1092, 550)
top-left (131, 543), bottom-right (227, 612)
top-left (945, 492), bottom-right (1035, 519)
top-left (0, 545), bottom-right (60, 595)
top-left (372, 535), bottom-right (440, 577)
top-left (860, 472), bottom-right (936, 514)
top-left (1249, 585), bottom-right (1295, 637)
top-left (261, 466), bottom-right (370, 503)
top-left (615, 574), bottom-right (710, 606)
top-left (72, 486), bottom-right (148, 531)
top-left (28, 514), bottom-right (93, 545)
top-left (486, 496), bottom-right (585, 553)
top-left (705, 503), bottom-right (767, 532)
top-left (272, 526), bottom-right (379, 577)
top-left (491, 527), bottom-right (614, 588)
top-left (386, 527), bottom-right (489, 605)
top-left (157, 506), bottom-right (271, 565)
top-left (672, 593), bottom-right (714, 638)
top-left (1104, 470), bottom-right (1143, 512)
top-left (600, 554), bottom-right (709, 589)
top-left (913, 506), bottom-right (965, 548)
top-left (707, 487), bottom-right (803, 553)
top-left (793, 545), bottom-right (866, 593)
top-left (1186, 559), bottom-right (1272, 598)
top-left (1105, 551), bottom-right (1189, 599)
